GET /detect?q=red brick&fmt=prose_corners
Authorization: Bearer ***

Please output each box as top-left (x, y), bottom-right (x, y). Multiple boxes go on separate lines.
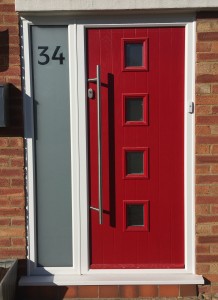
top-left (209, 185), bottom-right (218, 194)
top-left (196, 204), bottom-right (210, 215)
top-left (196, 255), bottom-right (218, 263)
top-left (0, 207), bottom-right (24, 217)
top-left (196, 155), bottom-right (218, 163)
top-left (198, 284), bottom-right (211, 294)
top-left (8, 36), bottom-right (20, 46)
top-left (8, 138), bottom-right (23, 147)
top-left (197, 74), bottom-right (218, 83)
top-left (196, 185), bottom-right (210, 195)
top-left (180, 285), bottom-right (198, 297)
top-left (0, 238), bottom-right (11, 247)
top-left (197, 196), bottom-right (218, 204)
top-left (0, 158), bottom-right (9, 167)
top-left (0, 178), bottom-right (10, 187)
top-left (211, 145), bottom-right (218, 154)
top-left (211, 285), bottom-right (218, 293)
top-left (63, 286), bottom-right (78, 298)
top-left (211, 204), bottom-right (218, 213)
top-left (197, 20), bottom-right (218, 32)
top-left (197, 53), bottom-right (218, 62)
top-left (196, 135), bottom-right (218, 144)
top-left (0, 25), bottom-right (18, 35)
top-left (197, 95), bottom-right (218, 104)
top-left (196, 165), bottom-right (210, 174)
top-left (198, 32), bottom-right (218, 41)
top-left (196, 175), bottom-right (218, 184)
top-left (211, 125), bottom-right (218, 134)
top-left (0, 148), bottom-right (23, 156)
top-left (11, 218), bottom-right (25, 226)
top-left (196, 223), bottom-right (211, 235)
top-left (198, 236), bottom-right (218, 243)
top-left (211, 245), bottom-right (218, 253)
top-left (3, 14), bottom-right (18, 23)
top-left (78, 286), bottom-right (98, 298)
top-left (196, 263), bottom-right (210, 273)
top-left (10, 197), bottom-right (24, 206)
top-left (196, 144), bottom-right (210, 154)
top-left (0, 188), bottom-right (24, 196)
top-left (0, 168), bottom-right (23, 177)
top-left (0, 227), bottom-right (25, 238)
top-left (0, 248), bottom-right (26, 258)
top-left (9, 55), bottom-right (20, 65)
top-left (120, 285), bottom-right (138, 298)
top-left (197, 255), bottom-right (218, 263)
top-left (99, 286), bottom-right (119, 298)
top-left (197, 42), bottom-right (212, 52)
top-left (213, 84), bottom-right (218, 93)
top-left (196, 125), bottom-right (211, 135)
top-left (139, 285), bottom-right (158, 297)
top-left (11, 238), bottom-right (26, 247)
top-left (0, 4), bottom-right (15, 12)
top-left (0, 198), bottom-right (10, 206)
top-left (197, 116), bottom-right (218, 124)
top-left (197, 215), bottom-right (218, 223)
top-left (0, 218), bottom-right (10, 226)
top-left (0, 66), bottom-right (20, 77)
top-left (0, 138), bottom-right (8, 147)
top-left (10, 158), bottom-right (24, 167)
top-left (6, 77), bottom-right (21, 88)
top-left (196, 244), bottom-right (210, 254)
top-left (11, 178), bottom-right (24, 187)
top-left (204, 274), bottom-right (218, 283)
top-left (212, 225), bottom-right (218, 234)
top-left (196, 105), bottom-right (212, 115)
top-left (212, 106), bottom-right (218, 114)
top-left (159, 285), bottom-right (179, 297)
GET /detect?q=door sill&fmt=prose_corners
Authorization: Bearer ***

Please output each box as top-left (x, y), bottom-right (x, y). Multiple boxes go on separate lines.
top-left (19, 273), bottom-right (204, 286)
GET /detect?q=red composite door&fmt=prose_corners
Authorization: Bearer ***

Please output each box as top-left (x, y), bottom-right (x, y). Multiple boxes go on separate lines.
top-left (87, 27), bottom-right (185, 269)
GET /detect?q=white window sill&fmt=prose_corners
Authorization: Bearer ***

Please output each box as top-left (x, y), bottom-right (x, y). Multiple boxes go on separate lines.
top-left (19, 273), bottom-right (204, 286)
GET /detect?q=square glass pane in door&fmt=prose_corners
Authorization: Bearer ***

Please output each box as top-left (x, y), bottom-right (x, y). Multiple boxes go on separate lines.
top-left (126, 151), bottom-right (144, 175)
top-left (127, 204), bottom-right (144, 226)
top-left (126, 97), bottom-right (143, 122)
top-left (125, 43), bottom-right (143, 67)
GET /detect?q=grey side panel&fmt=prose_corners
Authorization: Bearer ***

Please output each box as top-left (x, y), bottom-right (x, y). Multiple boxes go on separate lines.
top-left (31, 26), bottom-right (72, 267)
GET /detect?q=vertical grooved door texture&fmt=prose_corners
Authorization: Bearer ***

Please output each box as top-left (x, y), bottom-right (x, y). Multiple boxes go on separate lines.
top-left (87, 27), bottom-right (185, 269)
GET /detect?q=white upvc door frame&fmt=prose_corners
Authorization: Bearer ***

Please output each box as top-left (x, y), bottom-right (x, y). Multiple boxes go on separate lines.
top-left (77, 13), bottom-right (196, 275)
top-left (22, 17), bottom-right (81, 276)
top-left (21, 12), bottom-right (201, 284)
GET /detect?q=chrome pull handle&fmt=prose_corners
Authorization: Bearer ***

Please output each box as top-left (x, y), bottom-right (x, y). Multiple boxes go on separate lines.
top-left (88, 65), bottom-right (103, 225)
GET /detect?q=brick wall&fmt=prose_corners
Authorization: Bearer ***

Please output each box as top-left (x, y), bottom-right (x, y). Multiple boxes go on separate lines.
top-left (196, 12), bottom-right (218, 299)
top-left (0, 0), bottom-right (26, 275)
top-left (1, 1), bottom-right (218, 299)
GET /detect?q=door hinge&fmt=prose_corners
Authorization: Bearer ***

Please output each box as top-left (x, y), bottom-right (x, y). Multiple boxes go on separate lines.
top-left (188, 102), bottom-right (194, 114)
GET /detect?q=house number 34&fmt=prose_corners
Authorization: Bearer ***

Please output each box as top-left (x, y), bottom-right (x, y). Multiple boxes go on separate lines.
top-left (38, 46), bottom-right (65, 65)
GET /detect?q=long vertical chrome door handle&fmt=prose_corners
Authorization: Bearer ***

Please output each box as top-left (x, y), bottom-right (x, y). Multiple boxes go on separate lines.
top-left (88, 65), bottom-right (103, 224)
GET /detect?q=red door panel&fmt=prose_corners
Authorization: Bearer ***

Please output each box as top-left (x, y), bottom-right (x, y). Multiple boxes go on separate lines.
top-left (87, 27), bottom-right (185, 269)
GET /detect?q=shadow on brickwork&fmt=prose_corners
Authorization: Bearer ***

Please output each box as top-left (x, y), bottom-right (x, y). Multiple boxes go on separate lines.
top-left (0, 84), bottom-right (23, 137)
top-left (0, 30), bottom-right (9, 72)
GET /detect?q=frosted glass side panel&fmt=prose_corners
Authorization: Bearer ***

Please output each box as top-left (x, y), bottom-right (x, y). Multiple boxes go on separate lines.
top-left (31, 26), bottom-right (72, 267)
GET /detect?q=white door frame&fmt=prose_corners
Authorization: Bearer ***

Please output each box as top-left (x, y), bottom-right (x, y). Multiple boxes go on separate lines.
top-left (76, 14), bottom-right (196, 275)
top-left (21, 13), bottom-right (200, 284)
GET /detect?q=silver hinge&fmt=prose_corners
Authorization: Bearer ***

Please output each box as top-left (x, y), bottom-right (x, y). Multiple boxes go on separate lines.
top-left (188, 102), bottom-right (194, 114)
